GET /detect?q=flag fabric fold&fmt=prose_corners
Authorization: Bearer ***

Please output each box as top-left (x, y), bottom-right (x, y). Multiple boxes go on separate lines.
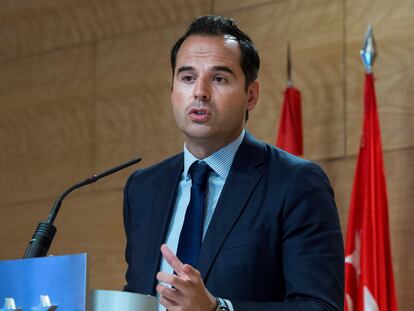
top-left (344, 73), bottom-right (398, 311)
top-left (276, 86), bottom-right (303, 156)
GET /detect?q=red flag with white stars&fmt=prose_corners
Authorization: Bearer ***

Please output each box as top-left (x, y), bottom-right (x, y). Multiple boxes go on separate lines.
top-left (344, 73), bottom-right (398, 311)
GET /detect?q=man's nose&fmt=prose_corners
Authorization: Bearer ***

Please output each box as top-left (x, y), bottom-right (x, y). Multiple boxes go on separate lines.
top-left (193, 78), bottom-right (211, 101)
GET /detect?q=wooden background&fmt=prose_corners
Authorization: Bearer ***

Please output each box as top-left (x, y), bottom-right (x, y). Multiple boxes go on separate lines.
top-left (0, 0), bottom-right (412, 309)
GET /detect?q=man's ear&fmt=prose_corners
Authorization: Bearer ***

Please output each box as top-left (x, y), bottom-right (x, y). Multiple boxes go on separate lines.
top-left (246, 80), bottom-right (260, 111)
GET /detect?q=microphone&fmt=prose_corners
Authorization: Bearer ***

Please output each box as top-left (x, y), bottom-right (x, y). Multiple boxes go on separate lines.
top-left (22, 157), bottom-right (142, 258)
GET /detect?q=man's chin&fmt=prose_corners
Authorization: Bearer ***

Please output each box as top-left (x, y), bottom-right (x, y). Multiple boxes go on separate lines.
top-left (183, 131), bottom-right (215, 142)
top-left (180, 124), bottom-right (214, 138)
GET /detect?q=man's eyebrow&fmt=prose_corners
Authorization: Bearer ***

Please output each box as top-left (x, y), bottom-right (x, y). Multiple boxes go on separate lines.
top-left (212, 66), bottom-right (235, 76)
top-left (176, 65), bottom-right (235, 76)
top-left (176, 66), bottom-right (194, 75)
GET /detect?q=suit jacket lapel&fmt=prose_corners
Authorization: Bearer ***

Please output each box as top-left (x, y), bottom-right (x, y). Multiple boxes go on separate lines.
top-left (198, 132), bottom-right (267, 280)
top-left (145, 155), bottom-right (183, 293)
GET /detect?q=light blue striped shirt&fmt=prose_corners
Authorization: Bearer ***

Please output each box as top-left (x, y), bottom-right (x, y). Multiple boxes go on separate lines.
top-left (158, 130), bottom-right (245, 311)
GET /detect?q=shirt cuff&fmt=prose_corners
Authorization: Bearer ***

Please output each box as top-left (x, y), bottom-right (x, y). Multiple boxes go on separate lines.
top-left (223, 299), bottom-right (234, 311)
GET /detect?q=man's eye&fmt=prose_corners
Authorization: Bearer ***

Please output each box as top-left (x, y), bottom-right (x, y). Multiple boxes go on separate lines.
top-left (213, 76), bottom-right (226, 83)
top-left (181, 75), bottom-right (194, 82)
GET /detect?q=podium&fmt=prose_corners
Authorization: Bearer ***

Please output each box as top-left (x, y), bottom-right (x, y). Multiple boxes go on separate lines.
top-left (0, 254), bottom-right (157, 311)
top-left (89, 290), bottom-right (157, 311)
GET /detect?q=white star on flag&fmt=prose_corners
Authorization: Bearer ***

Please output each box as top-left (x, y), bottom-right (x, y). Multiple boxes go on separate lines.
top-left (345, 231), bottom-right (361, 280)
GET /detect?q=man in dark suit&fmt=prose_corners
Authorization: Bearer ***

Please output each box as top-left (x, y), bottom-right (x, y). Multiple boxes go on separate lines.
top-left (123, 15), bottom-right (344, 311)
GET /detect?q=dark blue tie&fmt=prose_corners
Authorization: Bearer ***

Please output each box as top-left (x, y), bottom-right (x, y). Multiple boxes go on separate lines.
top-left (177, 161), bottom-right (210, 266)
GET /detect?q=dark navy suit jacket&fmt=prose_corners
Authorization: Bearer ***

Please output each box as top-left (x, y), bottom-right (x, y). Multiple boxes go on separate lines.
top-left (123, 132), bottom-right (344, 311)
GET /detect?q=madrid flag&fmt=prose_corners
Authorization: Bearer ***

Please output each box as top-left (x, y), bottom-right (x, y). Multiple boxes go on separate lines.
top-left (276, 86), bottom-right (303, 156)
top-left (344, 73), bottom-right (398, 311)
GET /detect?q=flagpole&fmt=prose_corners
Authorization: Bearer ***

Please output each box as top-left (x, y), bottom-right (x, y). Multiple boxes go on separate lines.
top-left (276, 41), bottom-right (303, 156)
top-left (287, 41), bottom-right (293, 87)
top-left (344, 25), bottom-right (398, 311)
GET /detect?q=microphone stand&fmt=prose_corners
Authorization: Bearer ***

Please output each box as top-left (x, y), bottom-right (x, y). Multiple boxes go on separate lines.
top-left (22, 157), bottom-right (141, 258)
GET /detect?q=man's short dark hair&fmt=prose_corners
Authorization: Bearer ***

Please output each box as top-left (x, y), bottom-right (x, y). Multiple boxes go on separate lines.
top-left (170, 15), bottom-right (260, 89)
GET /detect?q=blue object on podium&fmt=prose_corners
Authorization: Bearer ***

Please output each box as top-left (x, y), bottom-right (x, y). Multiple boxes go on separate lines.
top-left (0, 253), bottom-right (87, 311)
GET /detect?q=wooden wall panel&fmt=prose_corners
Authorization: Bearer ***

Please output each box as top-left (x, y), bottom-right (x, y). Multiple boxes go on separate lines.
top-left (346, 0), bottom-right (414, 155)
top-left (0, 198), bottom-right (53, 260)
top-left (0, 46), bottom-right (94, 205)
top-left (214, 0), bottom-right (274, 13)
top-left (384, 147), bottom-right (414, 311)
top-left (217, 0), bottom-right (345, 160)
top-left (0, 0), bottom-right (210, 62)
top-left (52, 190), bottom-right (126, 290)
top-left (94, 25), bottom-right (188, 191)
top-left (0, 189), bottom-right (126, 290)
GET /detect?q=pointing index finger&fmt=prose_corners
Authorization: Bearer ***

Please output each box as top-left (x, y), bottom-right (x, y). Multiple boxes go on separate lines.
top-left (160, 244), bottom-right (185, 275)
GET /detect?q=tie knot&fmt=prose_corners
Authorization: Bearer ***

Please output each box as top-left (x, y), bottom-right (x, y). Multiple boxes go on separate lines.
top-left (190, 161), bottom-right (210, 187)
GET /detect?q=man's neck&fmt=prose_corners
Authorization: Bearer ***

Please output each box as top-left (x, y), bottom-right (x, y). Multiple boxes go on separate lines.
top-left (185, 144), bottom-right (220, 159)
top-left (185, 130), bottom-right (244, 159)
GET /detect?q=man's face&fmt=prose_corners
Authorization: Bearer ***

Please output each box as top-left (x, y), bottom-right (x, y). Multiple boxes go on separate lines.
top-left (171, 35), bottom-right (259, 155)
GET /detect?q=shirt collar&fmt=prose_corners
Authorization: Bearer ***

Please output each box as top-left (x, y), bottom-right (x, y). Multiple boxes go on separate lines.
top-left (183, 129), bottom-right (245, 181)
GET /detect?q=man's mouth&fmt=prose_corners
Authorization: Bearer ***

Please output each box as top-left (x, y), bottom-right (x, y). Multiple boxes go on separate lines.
top-left (189, 108), bottom-right (210, 115)
top-left (194, 111), bottom-right (207, 115)
top-left (188, 108), bottom-right (211, 121)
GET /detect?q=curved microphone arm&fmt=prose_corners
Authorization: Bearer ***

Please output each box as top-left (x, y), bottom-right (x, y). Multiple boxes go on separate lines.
top-left (23, 157), bottom-right (141, 258)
